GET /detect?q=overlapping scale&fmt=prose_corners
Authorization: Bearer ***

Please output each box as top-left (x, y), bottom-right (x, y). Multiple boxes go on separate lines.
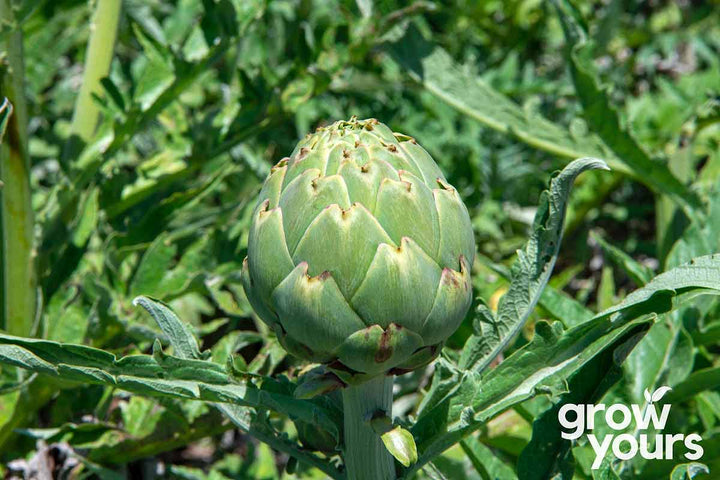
top-left (374, 171), bottom-right (440, 259)
top-left (293, 203), bottom-right (394, 299)
top-left (244, 204), bottom-right (295, 321)
top-left (398, 140), bottom-right (447, 186)
top-left (433, 180), bottom-right (476, 270)
top-left (350, 237), bottom-right (442, 333)
top-left (278, 171), bottom-right (351, 254)
top-left (421, 256), bottom-right (473, 345)
top-left (272, 263), bottom-right (367, 356)
top-left (338, 158), bottom-right (399, 212)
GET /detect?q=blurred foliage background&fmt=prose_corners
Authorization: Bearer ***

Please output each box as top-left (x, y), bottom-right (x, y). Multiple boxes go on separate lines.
top-left (0, 0), bottom-right (719, 478)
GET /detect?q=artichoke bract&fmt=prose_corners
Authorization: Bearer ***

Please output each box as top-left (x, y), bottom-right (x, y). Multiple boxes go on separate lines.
top-left (241, 117), bottom-right (474, 383)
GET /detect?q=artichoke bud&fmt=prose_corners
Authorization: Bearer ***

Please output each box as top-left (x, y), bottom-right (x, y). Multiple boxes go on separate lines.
top-left (242, 117), bottom-right (475, 384)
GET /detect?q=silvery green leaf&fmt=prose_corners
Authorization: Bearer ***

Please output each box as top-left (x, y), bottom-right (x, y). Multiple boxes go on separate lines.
top-left (460, 158), bottom-right (609, 372)
top-left (407, 254), bottom-right (720, 478)
top-left (133, 295), bottom-right (204, 360)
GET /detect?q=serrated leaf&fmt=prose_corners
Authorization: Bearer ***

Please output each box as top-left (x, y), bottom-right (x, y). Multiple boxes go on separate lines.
top-left (408, 316), bottom-right (652, 479)
top-left (460, 158), bottom-right (609, 372)
top-left (216, 403), bottom-right (343, 479)
top-left (517, 325), bottom-right (643, 480)
top-left (0, 332), bottom-right (341, 442)
top-left (482, 255), bottom-right (593, 328)
top-left (406, 254), bottom-right (720, 478)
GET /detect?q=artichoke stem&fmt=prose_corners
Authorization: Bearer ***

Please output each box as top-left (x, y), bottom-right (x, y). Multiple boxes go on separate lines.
top-left (342, 375), bottom-right (396, 480)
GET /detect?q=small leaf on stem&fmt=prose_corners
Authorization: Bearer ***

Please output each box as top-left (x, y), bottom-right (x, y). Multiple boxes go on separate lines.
top-left (370, 413), bottom-right (418, 467)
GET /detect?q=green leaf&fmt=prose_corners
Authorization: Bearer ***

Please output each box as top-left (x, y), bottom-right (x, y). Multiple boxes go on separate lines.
top-left (385, 24), bottom-right (612, 162)
top-left (540, 287), bottom-right (593, 328)
top-left (200, 0), bottom-right (238, 45)
top-left (517, 320), bottom-right (643, 480)
top-left (669, 462), bottom-right (710, 480)
top-left (597, 254), bottom-right (720, 321)
top-left (131, 22), bottom-right (175, 110)
top-left (408, 316), bottom-right (653, 479)
top-left (0, 286), bottom-right (343, 477)
top-left (356, 0), bottom-right (373, 18)
top-left (665, 187), bottom-right (720, 270)
top-left (70, 186), bottom-right (99, 247)
top-left (553, 0), bottom-right (704, 218)
top-left (598, 265), bottom-right (616, 311)
top-left (133, 295), bottom-right (204, 360)
top-left (0, 332), bottom-right (340, 439)
top-left (667, 367), bottom-right (720, 404)
top-left (482, 255), bottom-right (593, 328)
top-left (460, 436), bottom-right (518, 480)
top-left (370, 415), bottom-right (418, 468)
top-left (620, 321), bottom-right (693, 415)
top-left (407, 254), bottom-right (720, 478)
top-left (591, 231), bottom-right (654, 286)
top-left (217, 403), bottom-right (343, 480)
top-left (460, 157), bottom-right (610, 371)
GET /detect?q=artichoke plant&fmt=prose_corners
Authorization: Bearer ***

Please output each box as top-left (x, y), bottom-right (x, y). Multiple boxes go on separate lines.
top-left (242, 117), bottom-right (475, 479)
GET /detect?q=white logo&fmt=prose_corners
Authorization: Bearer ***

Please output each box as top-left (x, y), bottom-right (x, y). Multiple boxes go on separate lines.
top-left (558, 387), bottom-right (703, 469)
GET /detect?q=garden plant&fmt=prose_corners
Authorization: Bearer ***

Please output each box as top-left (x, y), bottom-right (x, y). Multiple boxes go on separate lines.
top-left (0, 0), bottom-right (719, 479)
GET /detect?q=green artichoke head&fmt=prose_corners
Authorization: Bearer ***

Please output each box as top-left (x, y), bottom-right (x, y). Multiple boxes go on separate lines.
top-left (241, 118), bottom-right (475, 384)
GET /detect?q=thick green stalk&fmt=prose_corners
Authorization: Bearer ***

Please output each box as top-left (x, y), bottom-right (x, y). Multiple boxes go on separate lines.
top-left (67, 0), bottom-right (122, 143)
top-left (0, 0), bottom-right (36, 335)
top-left (342, 375), bottom-right (396, 480)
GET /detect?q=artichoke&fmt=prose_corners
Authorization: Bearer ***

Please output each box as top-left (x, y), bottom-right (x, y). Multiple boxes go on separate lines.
top-left (241, 117), bottom-right (474, 383)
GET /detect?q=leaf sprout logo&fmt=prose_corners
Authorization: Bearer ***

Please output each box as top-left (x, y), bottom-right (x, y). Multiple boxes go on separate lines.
top-left (558, 387), bottom-right (704, 469)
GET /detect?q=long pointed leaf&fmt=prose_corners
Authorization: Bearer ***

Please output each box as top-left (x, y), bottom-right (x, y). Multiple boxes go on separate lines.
top-left (460, 158), bottom-right (609, 371)
top-left (384, 24), bottom-right (611, 162)
top-left (0, 333), bottom-right (340, 441)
